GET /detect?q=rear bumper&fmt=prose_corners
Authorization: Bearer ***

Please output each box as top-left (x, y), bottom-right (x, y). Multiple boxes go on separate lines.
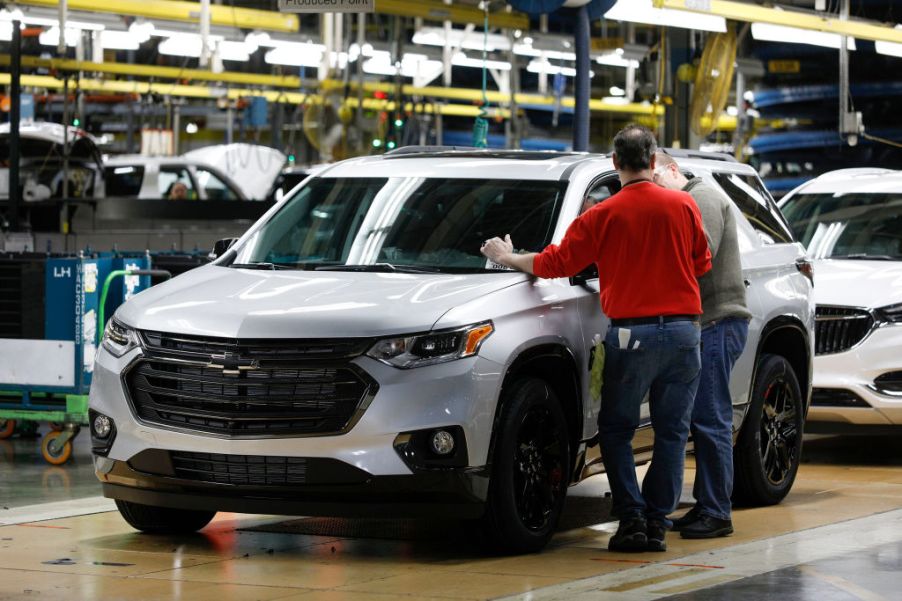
top-left (95, 453), bottom-right (489, 519)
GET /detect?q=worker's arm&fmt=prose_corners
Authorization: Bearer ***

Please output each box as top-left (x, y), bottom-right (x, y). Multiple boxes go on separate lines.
top-left (688, 203), bottom-right (713, 277)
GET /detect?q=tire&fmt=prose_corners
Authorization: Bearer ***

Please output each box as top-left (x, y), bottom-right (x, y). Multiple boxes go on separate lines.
top-left (482, 377), bottom-right (570, 554)
top-left (41, 431), bottom-right (73, 465)
top-left (733, 353), bottom-right (804, 506)
top-left (115, 500), bottom-right (216, 534)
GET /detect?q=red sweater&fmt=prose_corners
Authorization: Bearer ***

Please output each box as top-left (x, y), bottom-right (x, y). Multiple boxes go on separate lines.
top-left (533, 181), bottom-right (711, 319)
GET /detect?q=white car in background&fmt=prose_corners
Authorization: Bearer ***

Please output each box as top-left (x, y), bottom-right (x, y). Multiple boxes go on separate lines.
top-left (780, 168), bottom-right (902, 429)
top-left (104, 155), bottom-right (247, 201)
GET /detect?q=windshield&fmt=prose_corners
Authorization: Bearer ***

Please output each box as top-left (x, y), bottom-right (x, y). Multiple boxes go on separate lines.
top-left (232, 177), bottom-right (566, 272)
top-left (781, 192), bottom-right (902, 259)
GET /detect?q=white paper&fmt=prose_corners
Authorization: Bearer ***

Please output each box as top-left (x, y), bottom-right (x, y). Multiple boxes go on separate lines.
top-left (618, 328), bottom-right (631, 349)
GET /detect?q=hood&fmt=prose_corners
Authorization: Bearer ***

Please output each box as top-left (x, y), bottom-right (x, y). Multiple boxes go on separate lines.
top-left (182, 144), bottom-right (286, 200)
top-left (812, 259), bottom-right (902, 310)
top-left (117, 265), bottom-right (527, 339)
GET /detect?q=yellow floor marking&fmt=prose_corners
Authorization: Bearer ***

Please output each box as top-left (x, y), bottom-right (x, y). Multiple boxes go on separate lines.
top-left (603, 568), bottom-right (706, 592)
top-left (798, 566), bottom-right (890, 601)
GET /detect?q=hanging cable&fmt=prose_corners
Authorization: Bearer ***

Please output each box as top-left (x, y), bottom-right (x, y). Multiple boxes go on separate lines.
top-left (472, 1), bottom-right (490, 148)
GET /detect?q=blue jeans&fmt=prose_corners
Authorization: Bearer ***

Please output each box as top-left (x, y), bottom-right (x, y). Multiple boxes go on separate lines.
top-left (599, 319), bottom-right (701, 526)
top-left (690, 317), bottom-right (749, 520)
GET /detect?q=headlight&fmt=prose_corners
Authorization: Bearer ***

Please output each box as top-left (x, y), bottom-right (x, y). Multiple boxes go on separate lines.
top-left (101, 318), bottom-right (139, 357)
top-left (876, 302), bottom-right (902, 325)
top-left (367, 322), bottom-right (494, 369)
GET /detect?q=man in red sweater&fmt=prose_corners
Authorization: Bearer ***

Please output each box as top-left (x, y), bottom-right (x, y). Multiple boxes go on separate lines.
top-left (481, 124), bottom-right (711, 553)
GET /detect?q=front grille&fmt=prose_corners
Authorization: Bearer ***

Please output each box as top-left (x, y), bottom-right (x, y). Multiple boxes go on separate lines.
top-left (811, 388), bottom-right (870, 408)
top-left (873, 372), bottom-right (902, 395)
top-left (126, 331), bottom-right (377, 437)
top-left (815, 306), bottom-right (874, 355)
top-left (171, 451), bottom-right (309, 486)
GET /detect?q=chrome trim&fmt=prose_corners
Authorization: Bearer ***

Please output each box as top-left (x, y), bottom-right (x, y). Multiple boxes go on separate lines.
top-left (865, 384), bottom-right (902, 398)
top-left (814, 305), bottom-right (878, 355)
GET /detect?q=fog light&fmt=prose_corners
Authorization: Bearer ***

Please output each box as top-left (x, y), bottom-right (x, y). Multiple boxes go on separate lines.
top-left (92, 414), bottom-right (112, 439)
top-left (430, 430), bottom-right (455, 456)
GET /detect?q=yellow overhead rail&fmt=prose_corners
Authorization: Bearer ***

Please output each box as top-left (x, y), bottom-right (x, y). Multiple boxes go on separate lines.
top-left (0, 54), bottom-right (662, 116)
top-left (0, 55), bottom-right (303, 89)
top-left (653, 0), bottom-right (902, 44)
top-left (16, 0), bottom-right (299, 32)
top-left (15, 0), bottom-right (528, 32)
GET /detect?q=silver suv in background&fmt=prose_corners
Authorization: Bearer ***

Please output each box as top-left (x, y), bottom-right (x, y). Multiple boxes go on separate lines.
top-left (90, 148), bottom-right (814, 553)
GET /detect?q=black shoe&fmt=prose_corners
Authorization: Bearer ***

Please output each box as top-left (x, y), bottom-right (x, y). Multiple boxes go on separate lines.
top-left (608, 517), bottom-right (648, 552)
top-left (646, 520), bottom-right (667, 552)
top-left (670, 506), bottom-right (702, 532)
top-left (679, 514), bottom-right (734, 539)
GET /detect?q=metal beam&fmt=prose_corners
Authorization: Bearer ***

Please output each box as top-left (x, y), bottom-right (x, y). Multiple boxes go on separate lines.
top-left (374, 0), bottom-right (528, 30)
top-left (9, 21), bottom-right (22, 231)
top-left (654, 0), bottom-right (902, 44)
top-left (16, 0), bottom-right (300, 33)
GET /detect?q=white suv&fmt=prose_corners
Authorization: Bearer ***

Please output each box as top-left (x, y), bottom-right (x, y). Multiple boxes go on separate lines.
top-left (90, 148), bottom-right (814, 553)
top-left (780, 168), bottom-right (902, 430)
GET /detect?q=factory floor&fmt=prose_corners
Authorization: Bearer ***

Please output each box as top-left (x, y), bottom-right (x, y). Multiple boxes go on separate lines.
top-left (1, 433), bottom-right (900, 601)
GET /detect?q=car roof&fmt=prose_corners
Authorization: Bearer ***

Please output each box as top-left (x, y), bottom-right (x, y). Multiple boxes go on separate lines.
top-left (790, 168), bottom-right (902, 195)
top-left (104, 155), bottom-right (212, 167)
top-left (316, 147), bottom-right (756, 181)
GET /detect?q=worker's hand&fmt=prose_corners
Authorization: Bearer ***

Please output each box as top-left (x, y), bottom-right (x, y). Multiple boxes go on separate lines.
top-left (481, 235), bottom-right (514, 265)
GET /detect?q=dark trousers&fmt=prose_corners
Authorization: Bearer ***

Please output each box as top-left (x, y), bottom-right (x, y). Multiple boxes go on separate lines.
top-left (690, 317), bottom-right (749, 520)
top-left (599, 319), bottom-right (701, 526)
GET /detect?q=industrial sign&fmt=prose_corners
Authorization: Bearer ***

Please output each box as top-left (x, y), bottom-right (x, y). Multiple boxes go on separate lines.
top-left (278, 0), bottom-right (375, 13)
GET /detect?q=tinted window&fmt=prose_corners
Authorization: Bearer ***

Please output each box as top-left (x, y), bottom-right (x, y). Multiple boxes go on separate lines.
top-left (104, 165), bottom-right (145, 197)
top-left (236, 177), bottom-right (566, 271)
top-left (712, 172), bottom-right (794, 244)
top-left (780, 193), bottom-right (902, 259)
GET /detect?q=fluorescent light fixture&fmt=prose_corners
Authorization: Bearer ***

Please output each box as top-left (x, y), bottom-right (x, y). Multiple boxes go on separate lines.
top-left (609, 86), bottom-right (625, 96)
top-left (412, 26), bottom-right (511, 52)
top-left (0, 21), bottom-right (11, 42)
top-left (101, 30), bottom-right (140, 51)
top-left (513, 43), bottom-right (576, 61)
top-left (363, 51), bottom-right (443, 79)
top-left (876, 40), bottom-right (902, 58)
top-left (218, 40), bottom-right (252, 62)
top-left (159, 34), bottom-right (205, 58)
top-left (751, 23), bottom-right (857, 50)
top-left (264, 41), bottom-right (325, 67)
top-left (185, 122), bottom-right (199, 134)
top-left (452, 51), bottom-right (511, 71)
top-left (596, 52), bottom-right (639, 68)
top-left (39, 26), bottom-right (80, 47)
top-left (245, 30), bottom-right (270, 49)
top-left (605, 0), bottom-right (726, 33)
top-left (527, 59), bottom-right (577, 77)
top-left (128, 20), bottom-right (154, 43)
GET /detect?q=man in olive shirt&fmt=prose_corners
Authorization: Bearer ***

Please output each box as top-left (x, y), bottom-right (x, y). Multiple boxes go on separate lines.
top-left (653, 151), bottom-right (752, 538)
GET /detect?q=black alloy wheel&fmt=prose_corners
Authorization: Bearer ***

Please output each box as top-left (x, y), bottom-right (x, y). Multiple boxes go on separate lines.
top-left (734, 353), bottom-right (805, 506)
top-left (482, 377), bottom-right (570, 554)
top-left (513, 404), bottom-right (566, 531)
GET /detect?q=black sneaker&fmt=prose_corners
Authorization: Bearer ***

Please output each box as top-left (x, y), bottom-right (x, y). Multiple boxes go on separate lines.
top-left (647, 520), bottom-right (667, 552)
top-left (669, 506), bottom-right (702, 532)
top-left (608, 517), bottom-right (648, 552)
top-left (679, 514), bottom-right (734, 539)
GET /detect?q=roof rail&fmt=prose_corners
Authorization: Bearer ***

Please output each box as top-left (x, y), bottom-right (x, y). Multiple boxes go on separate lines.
top-left (384, 145), bottom-right (478, 156)
top-left (661, 148), bottom-right (739, 163)
top-left (813, 168), bottom-right (897, 181)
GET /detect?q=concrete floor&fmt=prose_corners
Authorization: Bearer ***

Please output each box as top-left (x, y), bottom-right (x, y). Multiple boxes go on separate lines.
top-left (0, 432), bottom-right (900, 600)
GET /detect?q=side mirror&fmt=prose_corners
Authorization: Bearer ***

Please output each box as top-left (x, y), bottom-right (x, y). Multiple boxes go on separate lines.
top-left (210, 237), bottom-right (238, 260)
top-left (569, 264), bottom-right (598, 287)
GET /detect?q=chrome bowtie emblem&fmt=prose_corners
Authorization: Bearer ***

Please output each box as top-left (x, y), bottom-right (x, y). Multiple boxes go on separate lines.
top-left (208, 352), bottom-right (260, 375)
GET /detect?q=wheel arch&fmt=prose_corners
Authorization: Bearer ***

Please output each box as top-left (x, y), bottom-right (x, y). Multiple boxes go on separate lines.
top-left (490, 344), bottom-right (583, 475)
top-left (747, 315), bottom-right (813, 426)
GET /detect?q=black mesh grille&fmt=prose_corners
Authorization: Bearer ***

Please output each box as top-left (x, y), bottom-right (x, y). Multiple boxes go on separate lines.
top-left (815, 306), bottom-right (874, 355)
top-left (874, 372), bottom-right (902, 394)
top-left (811, 388), bottom-right (870, 408)
top-left (170, 452), bottom-right (309, 486)
top-left (126, 331), bottom-right (377, 436)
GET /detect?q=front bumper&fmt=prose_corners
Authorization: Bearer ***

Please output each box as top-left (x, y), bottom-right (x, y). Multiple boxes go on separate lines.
top-left (96, 453), bottom-right (488, 518)
top-left (809, 324), bottom-right (902, 426)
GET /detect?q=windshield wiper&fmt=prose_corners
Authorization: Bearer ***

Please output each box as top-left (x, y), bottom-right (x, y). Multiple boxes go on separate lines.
top-left (830, 254), bottom-right (901, 261)
top-left (314, 262), bottom-right (441, 274)
top-left (229, 262), bottom-right (294, 270)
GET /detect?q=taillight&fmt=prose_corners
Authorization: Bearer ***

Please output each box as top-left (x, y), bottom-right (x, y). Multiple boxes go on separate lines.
top-left (796, 258), bottom-right (814, 286)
